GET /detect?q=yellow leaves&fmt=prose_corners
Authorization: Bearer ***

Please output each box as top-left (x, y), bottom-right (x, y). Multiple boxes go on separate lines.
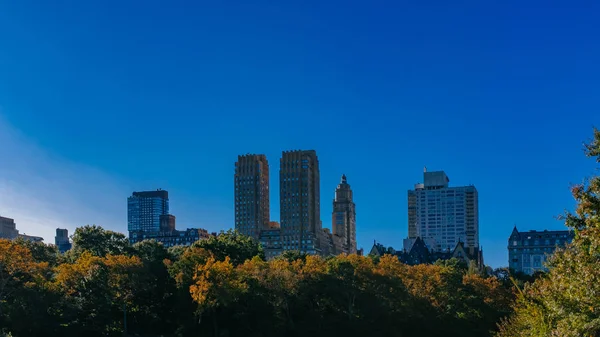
top-left (375, 254), bottom-right (405, 277)
top-left (0, 239), bottom-right (49, 298)
top-left (168, 246), bottom-right (213, 288)
top-left (190, 256), bottom-right (248, 312)
top-left (53, 251), bottom-right (142, 302)
top-left (301, 255), bottom-right (326, 278)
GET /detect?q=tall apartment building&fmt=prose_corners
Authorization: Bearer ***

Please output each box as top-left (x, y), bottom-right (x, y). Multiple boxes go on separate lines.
top-left (405, 169), bottom-right (479, 252)
top-left (55, 228), bottom-right (72, 253)
top-left (332, 174), bottom-right (357, 254)
top-left (279, 150), bottom-right (322, 254)
top-left (0, 216), bottom-right (18, 239)
top-left (234, 154), bottom-right (270, 239)
top-left (508, 227), bottom-right (573, 275)
top-left (127, 189), bottom-right (170, 233)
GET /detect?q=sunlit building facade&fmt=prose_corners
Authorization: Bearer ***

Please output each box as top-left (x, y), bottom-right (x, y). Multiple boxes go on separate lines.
top-left (127, 189), bottom-right (170, 233)
top-left (508, 227), bottom-right (574, 275)
top-left (405, 169), bottom-right (479, 252)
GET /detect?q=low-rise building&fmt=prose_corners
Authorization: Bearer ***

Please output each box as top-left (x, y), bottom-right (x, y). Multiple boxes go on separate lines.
top-left (370, 237), bottom-right (485, 271)
top-left (18, 234), bottom-right (44, 243)
top-left (508, 226), bottom-right (574, 275)
top-left (130, 227), bottom-right (211, 248)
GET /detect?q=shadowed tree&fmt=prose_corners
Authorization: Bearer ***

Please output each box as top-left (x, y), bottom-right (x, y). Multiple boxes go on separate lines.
top-left (192, 230), bottom-right (264, 265)
top-left (70, 225), bottom-right (130, 257)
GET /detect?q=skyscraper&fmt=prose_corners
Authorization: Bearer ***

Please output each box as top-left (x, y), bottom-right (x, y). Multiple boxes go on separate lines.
top-left (405, 169), bottom-right (479, 252)
top-left (55, 228), bottom-right (72, 253)
top-left (332, 174), bottom-right (357, 254)
top-left (0, 216), bottom-right (18, 239)
top-left (127, 189), bottom-right (211, 246)
top-left (235, 154), bottom-right (270, 239)
top-left (279, 150), bottom-right (321, 254)
top-left (127, 189), bottom-right (169, 242)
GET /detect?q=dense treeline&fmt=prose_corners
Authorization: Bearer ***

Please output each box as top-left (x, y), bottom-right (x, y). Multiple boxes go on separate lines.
top-left (1, 128), bottom-right (598, 337)
top-left (0, 227), bottom-right (513, 337)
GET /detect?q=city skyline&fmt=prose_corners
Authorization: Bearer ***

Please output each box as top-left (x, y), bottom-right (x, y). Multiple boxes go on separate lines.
top-left (1, 1), bottom-right (599, 267)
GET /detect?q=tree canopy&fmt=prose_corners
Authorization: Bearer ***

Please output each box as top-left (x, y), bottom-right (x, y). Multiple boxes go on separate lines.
top-left (497, 128), bottom-right (600, 337)
top-left (3, 129), bottom-right (598, 337)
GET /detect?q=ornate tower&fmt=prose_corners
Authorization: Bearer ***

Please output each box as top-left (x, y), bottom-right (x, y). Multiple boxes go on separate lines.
top-left (332, 174), bottom-right (357, 254)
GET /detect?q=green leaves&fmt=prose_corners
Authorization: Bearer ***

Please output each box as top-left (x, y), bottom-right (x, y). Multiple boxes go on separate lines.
top-left (71, 225), bottom-right (130, 257)
top-left (498, 128), bottom-right (600, 337)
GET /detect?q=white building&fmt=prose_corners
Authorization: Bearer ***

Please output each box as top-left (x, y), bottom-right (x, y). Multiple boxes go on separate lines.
top-left (405, 169), bottom-right (479, 252)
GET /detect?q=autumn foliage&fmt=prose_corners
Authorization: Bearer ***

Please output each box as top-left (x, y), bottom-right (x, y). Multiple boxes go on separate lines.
top-left (0, 229), bottom-right (514, 337)
top-left (2, 130), bottom-right (597, 336)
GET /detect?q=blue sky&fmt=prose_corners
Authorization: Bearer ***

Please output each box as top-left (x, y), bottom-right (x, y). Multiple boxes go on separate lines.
top-left (0, 0), bottom-right (598, 267)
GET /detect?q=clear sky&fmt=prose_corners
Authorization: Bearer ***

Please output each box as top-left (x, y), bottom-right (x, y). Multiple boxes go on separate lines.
top-left (1, 0), bottom-right (599, 267)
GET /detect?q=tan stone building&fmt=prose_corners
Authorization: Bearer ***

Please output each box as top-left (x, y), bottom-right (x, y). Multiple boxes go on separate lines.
top-left (235, 154), bottom-right (270, 239)
top-left (279, 150), bottom-right (322, 254)
top-left (331, 175), bottom-right (357, 254)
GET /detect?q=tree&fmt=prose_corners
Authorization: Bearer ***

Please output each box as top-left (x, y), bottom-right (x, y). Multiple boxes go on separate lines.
top-left (128, 240), bottom-right (178, 336)
top-left (164, 245), bottom-right (214, 335)
top-left (192, 230), bottom-right (264, 265)
top-left (276, 250), bottom-right (308, 263)
top-left (70, 225), bottom-right (130, 257)
top-left (190, 256), bottom-right (248, 336)
top-left (497, 128), bottom-right (600, 337)
top-left (12, 238), bottom-right (59, 267)
top-left (0, 240), bottom-right (52, 335)
top-left (52, 251), bottom-right (142, 336)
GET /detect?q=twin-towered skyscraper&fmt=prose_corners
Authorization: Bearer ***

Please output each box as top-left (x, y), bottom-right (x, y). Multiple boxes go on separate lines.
top-left (235, 150), bottom-right (356, 258)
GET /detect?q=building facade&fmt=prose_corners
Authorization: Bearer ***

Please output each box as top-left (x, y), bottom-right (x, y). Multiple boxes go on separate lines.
top-left (128, 189), bottom-right (210, 247)
top-left (132, 227), bottom-right (212, 248)
top-left (279, 150), bottom-right (322, 254)
top-left (236, 151), bottom-right (358, 259)
top-left (127, 190), bottom-right (170, 233)
top-left (332, 174), bottom-right (357, 254)
top-left (259, 229), bottom-right (284, 259)
top-left (18, 234), bottom-right (44, 243)
top-left (508, 227), bottom-right (574, 275)
top-left (405, 169), bottom-right (479, 252)
top-left (0, 216), bottom-right (18, 239)
top-left (55, 228), bottom-right (72, 253)
top-left (235, 154), bottom-right (270, 239)
top-left (370, 238), bottom-right (485, 271)
top-left (0, 215), bottom-right (44, 242)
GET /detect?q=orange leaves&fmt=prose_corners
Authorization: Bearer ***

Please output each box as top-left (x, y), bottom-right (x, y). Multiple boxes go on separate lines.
top-left (167, 246), bottom-right (212, 288)
top-left (190, 256), bottom-right (248, 313)
top-left (53, 251), bottom-right (142, 303)
top-left (0, 239), bottom-right (49, 299)
top-left (463, 274), bottom-right (512, 309)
